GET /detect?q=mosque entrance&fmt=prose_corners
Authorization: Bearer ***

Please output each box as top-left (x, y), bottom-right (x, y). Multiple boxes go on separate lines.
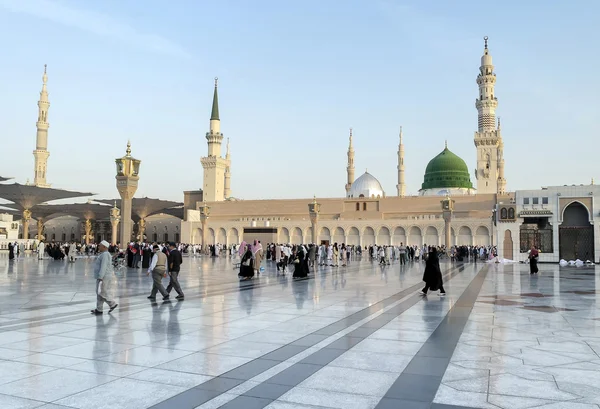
top-left (320, 240), bottom-right (330, 246)
top-left (559, 202), bottom-right (594, 261)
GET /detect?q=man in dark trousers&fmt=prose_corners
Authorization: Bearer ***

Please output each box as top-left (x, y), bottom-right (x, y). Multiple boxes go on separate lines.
top-left (166, 242), bottom-right (184, 300)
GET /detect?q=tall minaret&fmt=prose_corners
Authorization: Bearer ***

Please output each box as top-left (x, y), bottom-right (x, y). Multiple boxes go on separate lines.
top-left (396, 126), bottom-right (406, 197)
top-left (474, 36), bottom-right (501, 194)
top-left (345, 128), bottom-right (355, 196)
top-left (497, 117), bottom-right (507, 194)
top-left (33, 64), bottom-right (50, 187)
top-left (201, 78), bottom-right (228, 201)
top-left (224, 138), bottom-right (231, 199)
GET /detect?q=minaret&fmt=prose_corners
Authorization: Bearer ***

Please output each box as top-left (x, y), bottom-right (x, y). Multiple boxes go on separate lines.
top-left (396, 126), bottom-right (406, 197)
top-left (474, 36), bottom-right (501, 194)
top-left (224, 138), bottom-right (231, 199)
top-left (345, 128), bottom-right (355, 196)
top-left (33, 64), bottom-right (50, 187)
top-left (201, 78), bottom-right (228, 201)
top-left (497, 117), bottom-right (507, 194)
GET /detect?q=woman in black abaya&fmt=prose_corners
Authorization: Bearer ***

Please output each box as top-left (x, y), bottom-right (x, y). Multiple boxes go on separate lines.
top-left (238, 244), bottom-right (254, 280)
top-left (420, 247), bottom-right (446, 296)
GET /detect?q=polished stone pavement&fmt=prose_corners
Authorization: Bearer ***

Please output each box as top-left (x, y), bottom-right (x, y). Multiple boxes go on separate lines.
top-left (1, 253), bottom-right (600, 409)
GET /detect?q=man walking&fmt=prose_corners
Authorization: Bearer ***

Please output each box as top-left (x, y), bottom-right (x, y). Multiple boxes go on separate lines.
top-left (147, 244), bottom-right (169, 300)
top-left (166, 242), bottom-right (184, 300)
top-left (91, 240), bottom-right (118, 315)
top-left (399, 242), bottom-right (407, 265)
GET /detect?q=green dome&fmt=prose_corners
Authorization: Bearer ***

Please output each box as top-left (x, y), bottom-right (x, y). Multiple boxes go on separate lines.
top-left (421, 147), bottom-right (473, 190)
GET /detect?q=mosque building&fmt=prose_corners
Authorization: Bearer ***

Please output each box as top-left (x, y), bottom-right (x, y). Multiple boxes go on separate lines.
top-left (179, 38), bottom-right (509, 247)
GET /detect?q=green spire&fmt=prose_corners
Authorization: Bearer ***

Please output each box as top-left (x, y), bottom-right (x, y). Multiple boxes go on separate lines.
top-left (211, 77), bottom-right (219, 121)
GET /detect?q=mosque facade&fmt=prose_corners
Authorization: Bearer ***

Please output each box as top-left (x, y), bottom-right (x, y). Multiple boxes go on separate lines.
top-left (180, 38), bottom-right (510, 247)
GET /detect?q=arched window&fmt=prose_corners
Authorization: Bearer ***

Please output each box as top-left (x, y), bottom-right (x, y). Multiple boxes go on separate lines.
top-left (363, 202), bottom-right (367, 211)
top-left (500, 208), bottom-right (508, 219)
top-left (508, 208), bottom-right (515, 219)
top-left (355, 203), bottom-right (359, 211)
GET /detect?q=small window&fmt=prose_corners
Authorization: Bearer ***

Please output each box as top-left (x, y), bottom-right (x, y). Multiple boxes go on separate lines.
top-left (542, 197), bottom-right (549, 205)
top-left (508, 208), bottom-right (515, 219)
top-left (523, 198), bottom-right (530, 205)
top-left (356, 203), bottom-right (359, 211)
top-left (163, 233), bottom-right (169, 242)
top-left (532, 198), bottom-right (539, 205)
top-left (500, 208), bottom-right (508, 219)
top-left (363, 203), bottom-right (367, 211)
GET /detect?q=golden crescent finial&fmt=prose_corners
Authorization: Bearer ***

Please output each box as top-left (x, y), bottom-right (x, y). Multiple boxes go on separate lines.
top-left (214, 77), bottom-right (218, 87)
top-left (484, 36), bottom-right (489, 49)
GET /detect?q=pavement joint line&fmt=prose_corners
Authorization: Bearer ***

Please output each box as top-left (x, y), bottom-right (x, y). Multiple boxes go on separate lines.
top-left (373, 264), bottom-right (490, 408)
top-left (148, 263), bottom-right (471, 409)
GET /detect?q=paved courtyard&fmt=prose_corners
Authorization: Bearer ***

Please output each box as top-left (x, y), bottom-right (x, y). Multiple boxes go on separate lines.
top-left (0, 254), bottom-right (599, 409)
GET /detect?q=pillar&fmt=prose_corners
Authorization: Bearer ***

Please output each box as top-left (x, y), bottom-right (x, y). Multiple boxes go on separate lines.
top-left (22, 210), bottom-right (32, 240)
top-left (120, 199), bottom-right (133, 246)
top-left (444, 219), bottom-right (451, 249)
top-left (84, 219), bottom-right (93, 245)
top-left (37, 218), bottom-right (44, 240)
top-left (138, 218), bottom-right (146, 241)
top-left (308, 196), bottom-right (321, 245)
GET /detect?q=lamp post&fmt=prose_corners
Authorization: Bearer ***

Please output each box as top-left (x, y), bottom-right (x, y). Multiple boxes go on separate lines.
top-left (110, 201), bottom-right (120, 245)
top-left (115, 141), bottom-right (140, 249)
top-left (199, 201), bottom-right (211, 254)
top-left (441, 194), bottom-right (455, 250)
top-left (308, 196), bottom-right (321, 244)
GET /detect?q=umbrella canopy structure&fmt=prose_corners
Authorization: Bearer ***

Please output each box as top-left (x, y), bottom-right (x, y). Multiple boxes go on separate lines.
top-left (0, 176), bottom-right (13, 182)
top-left (95, 198), bottom-right (182, 240)
top-left (150, 206), bottom-right (184, 220)
top-left (32, 202), bottom-right (112, 243)
top-left (0, 183), bottom-right (94, 239)
top-left (95, 198), bottom-right (182, 220)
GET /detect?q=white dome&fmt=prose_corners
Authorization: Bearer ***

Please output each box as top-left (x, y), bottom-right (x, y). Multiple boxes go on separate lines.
top-left (349, 172), bottom-right (384, 198)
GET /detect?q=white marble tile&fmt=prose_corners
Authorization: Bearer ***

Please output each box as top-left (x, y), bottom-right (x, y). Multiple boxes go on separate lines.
top-left (279, 387), bottom-right (380, 409)
top-left (298, 366), bottom-right (397, 396)
top-left (55, 378), bottom-right (186, 409)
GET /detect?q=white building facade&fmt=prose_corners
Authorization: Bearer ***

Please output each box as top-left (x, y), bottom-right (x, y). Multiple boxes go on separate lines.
top-left (496, 184), bottom-right (600, 263)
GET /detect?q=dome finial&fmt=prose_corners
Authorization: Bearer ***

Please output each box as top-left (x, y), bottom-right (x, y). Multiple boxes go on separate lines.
top-left (484, 36), bottom-right (488, 49)
top-left (126, 140), bottom-right (131, 156)
top-left (445, 140), bottom-right (448, 149)
top-left (214, 77), bottom-right (218, 88)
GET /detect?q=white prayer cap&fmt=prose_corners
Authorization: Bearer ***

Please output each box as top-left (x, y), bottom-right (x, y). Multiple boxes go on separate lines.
top-left (100, 240), bottom-right (110, 248)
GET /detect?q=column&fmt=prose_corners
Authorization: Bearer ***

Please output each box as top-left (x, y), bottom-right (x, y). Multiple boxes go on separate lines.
top-left (37, 218), bottom-right (44, 240)
top-left (22, 210), bottom-right (32, 240)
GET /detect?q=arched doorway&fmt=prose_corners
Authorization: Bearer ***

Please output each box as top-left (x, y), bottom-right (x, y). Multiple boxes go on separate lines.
top-left (332, 227), bottom-right (345, 244)
top-left (377, 227), bottom-right (391, 245)
top-left (227, 228), bottom-right (239, 245)
top-left (458, 226), bottom-right (472, 246)
top-left (408, 226), bottom-right (422, 246)
top-left (279, 227), bottom-right (290, 244)
top-left (503, 229), bottom-right (513, 260)
top-left (424, 226), bottom-right (438, 246)
top-left (362, 227), bottom-right (375, 246)
top-left (319, 227), bottom-right (331, 245)
top-left (208, 228), bottom-right (215, 245)
top-left (347, 227), bottom-right (360, 245)
top-left (392, 227), bottom-right (406, 245)
top-left (217, 228), bottom-right (227, 245)
top-left (291, 227), bottom-right (303, 244)
top-left (560, 202), bottom-right (595, 261)
top-left (475, 226), bottom-right (490, 246)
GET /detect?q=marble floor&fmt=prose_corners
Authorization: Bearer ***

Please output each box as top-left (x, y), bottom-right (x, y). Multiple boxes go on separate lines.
top-left (0, 253), bottom-right (599, 409)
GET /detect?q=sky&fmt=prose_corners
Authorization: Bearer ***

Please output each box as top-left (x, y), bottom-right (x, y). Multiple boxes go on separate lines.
top-left (0, 0), bottom-right (598, 202)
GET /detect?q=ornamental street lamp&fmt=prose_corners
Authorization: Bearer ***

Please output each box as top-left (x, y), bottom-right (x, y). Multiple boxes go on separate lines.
top-left (308, 196), bottom-right (321, 244)
top-left (199, 201), bottom-right (211, 254)
top-left (441, 193), bottom-right (455, 250)
top-left (115, 141), bottom-right (140, 249)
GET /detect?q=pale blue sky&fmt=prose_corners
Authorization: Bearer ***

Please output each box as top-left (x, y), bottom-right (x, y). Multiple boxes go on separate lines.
top-left (0, 0), bottom-right (598, 201)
